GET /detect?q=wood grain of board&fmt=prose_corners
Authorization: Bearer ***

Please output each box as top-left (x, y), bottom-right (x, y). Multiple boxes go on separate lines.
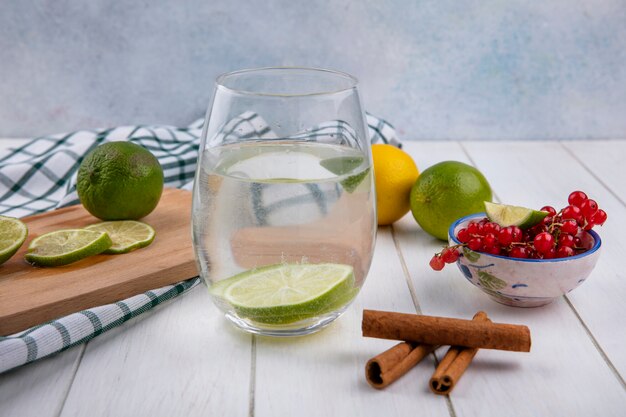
top-left (0, 188), bottom-right (197, 336)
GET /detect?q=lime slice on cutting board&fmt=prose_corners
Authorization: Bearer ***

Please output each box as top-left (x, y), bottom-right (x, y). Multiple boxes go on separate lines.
top-left (484, 201), bottom-right (549, 229)
top-left (25, 229), bottom-right (112, 267)
top-left (213, 263), bottom-right (356, 324)
top-left (85, 220), bottom-right (155, 254)
top-left (0, 215), bottom-right (28, 265)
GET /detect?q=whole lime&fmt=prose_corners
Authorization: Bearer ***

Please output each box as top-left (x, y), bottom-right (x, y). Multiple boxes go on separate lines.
top-left (77, 142), bottom-right (164, 220)
top-left (410, 161), bottom-right (492, 240)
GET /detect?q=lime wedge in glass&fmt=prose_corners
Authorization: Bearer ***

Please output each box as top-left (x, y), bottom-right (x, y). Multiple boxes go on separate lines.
top-left (320, 156), bottom-right (369, 193)
top-left (85, 220), bottom-right (155, 254)
top-left (215, 263), bottom-right (356, 324)
top-left (0, 215), bottom-right (28, 265)
top-left (25, 229), bottom-right (112, 267)
top-left (484, 201), bottom-right (549, 229)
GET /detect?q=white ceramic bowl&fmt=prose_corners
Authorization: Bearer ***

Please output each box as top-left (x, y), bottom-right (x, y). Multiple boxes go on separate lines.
top-left (448, 213), bottom-right (602, 307)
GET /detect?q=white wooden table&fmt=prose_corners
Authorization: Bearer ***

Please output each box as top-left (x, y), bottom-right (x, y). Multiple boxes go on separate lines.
top-left (1, 139), bottom-right (625, 417)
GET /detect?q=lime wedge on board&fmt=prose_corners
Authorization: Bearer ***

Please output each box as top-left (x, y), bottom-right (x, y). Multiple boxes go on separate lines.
top-left (0, 215), bottom-right (28, 265)
top-left (212, 263), bottom-right (356, 324)
top-left (85, 220), bottom-right (155, 254)
top-left (25, 229), bottom-right (112, 267)
top-left (484, 201), bottom-right (549, 229)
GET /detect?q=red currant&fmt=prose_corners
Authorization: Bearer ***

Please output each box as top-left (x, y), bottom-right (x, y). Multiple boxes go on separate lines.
top-left (558, 234), bottom-right (576, 248)
top-left (591, 209), bottom-right (607, 226)
top-left (467, 221), bottom-right (480, 236)
top-left (560, 219), bottom-right (579, 235)
top-left (483, 233), bottom-right (497, 249)
top-left (481, 222), bottom-right (493, 234)
top-left (429, 255), bottom-right (445, 271)
top-left (543, 247), bottom-right (556, 259)
top-left (568, 191), bottom-right (588, 207)
top-left (580, 199), bottom-right (598, 218)
top-left (457, 228), bottom-right (470, 243)
top-left (523, 231), bottom-right (533, 242)
top-left (529, 224), bottom-right (547, 236)
top-left (533, 232), bottom-right (554, 253)
top-left (562, 205), bottom-right (583, 224)
top-left (468, 237), bottom-right (483, 251)
top-left (509, 246), bottom-right (529, 258)
top-left (556, 246), bottom-right (575, 258)
top-left (540, 206), bottom-right (557, 216)
top-left (441, 247), bottom-right (460, 263)
top-left (486, 245), bottom-right (501, 255)
top-left (498, 227), bottom-right (514, 245)
top-left (511, 226), bottom-right (523, 243)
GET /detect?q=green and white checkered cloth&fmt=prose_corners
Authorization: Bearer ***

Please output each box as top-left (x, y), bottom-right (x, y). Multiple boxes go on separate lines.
top-left (0, 114), bottom-right (398, 374)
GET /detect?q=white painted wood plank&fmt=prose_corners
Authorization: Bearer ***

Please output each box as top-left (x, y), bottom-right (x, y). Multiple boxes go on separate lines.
top-left (0, 347), bottom-right (82, 417)
top-left (562, 140), bottom-right (626, 204)
top-left (464, 140), bottom-right (626, 379)
top-left (60, 287), bottom-right (252, 417)
top-left (393, 141), bottom-right (626, 417)
top-left (254, 229), bottom-right (452, 417)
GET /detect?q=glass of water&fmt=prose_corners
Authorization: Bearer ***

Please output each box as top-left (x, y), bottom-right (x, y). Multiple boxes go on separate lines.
top-left (192, 67), bottom-right (376, 336)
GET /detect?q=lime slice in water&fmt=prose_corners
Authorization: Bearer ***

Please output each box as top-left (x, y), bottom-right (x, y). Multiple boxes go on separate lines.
top-left (216, 263), bottom-right (356, 324)
top-left (484, 201), bottom-right (549, 229)
top-left (0, 215), bottom-right (28, 265)
top-left (320, 156), bottom-right (369, 193)
top-left (25, 229), bottom-right (112, 267)
top-left (85, 220), bottom-right (155, 254)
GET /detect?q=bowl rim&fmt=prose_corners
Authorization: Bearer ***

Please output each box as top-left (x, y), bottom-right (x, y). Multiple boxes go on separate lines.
top-left (448, 212), bottom-right (602, 263)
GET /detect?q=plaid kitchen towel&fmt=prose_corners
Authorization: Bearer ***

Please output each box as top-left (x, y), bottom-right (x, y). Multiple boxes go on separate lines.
top-left (0, 113), bottom-right (399, 374)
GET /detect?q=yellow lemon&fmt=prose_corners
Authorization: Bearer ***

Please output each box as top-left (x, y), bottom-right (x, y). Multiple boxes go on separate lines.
top-left (371, 144), bottom-right (419, 225)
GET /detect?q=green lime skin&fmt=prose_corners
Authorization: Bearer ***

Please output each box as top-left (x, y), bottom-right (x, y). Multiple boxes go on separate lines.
top-left (410, 161), bottom-right (492, 240)
top-left (77, 142), bottom-right (164, 220)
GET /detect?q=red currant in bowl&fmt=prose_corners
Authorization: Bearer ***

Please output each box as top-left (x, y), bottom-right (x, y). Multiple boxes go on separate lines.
top-left (447, 213), bottom-right (602, 308)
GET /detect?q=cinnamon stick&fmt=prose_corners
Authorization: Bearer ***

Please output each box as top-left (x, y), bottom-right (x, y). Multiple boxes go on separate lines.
top-left (365, 342), bottom-right (437, 389)
top-left (362, 309), bottom-right (531, 352)
top-left (429, 311), bottom-right (490, 395)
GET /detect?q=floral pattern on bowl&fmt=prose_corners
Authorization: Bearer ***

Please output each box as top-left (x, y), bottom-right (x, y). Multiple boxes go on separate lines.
top-left (449, 213), bottom-right (602, 307)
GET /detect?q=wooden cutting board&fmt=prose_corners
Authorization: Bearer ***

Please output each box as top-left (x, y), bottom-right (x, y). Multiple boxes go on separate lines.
top-left (0, 188), bottom-right (198, 336)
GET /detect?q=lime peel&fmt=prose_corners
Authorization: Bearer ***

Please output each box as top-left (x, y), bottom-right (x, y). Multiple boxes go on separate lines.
top-left (484, 201), bottom-right (549, 229)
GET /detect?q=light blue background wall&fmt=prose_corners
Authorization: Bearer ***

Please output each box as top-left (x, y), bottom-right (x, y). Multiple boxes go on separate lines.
top-left (1, 0), bottom-right (625, 140)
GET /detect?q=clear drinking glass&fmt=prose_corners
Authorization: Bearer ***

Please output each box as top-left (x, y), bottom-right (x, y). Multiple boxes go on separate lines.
top-left (192, 67), bottom-right (377, 336)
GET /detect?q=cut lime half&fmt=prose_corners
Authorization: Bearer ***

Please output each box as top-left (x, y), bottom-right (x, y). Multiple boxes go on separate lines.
top-left (484, 201), bottom-right (549, 229)
top-left (25, 229), bottom-right (112, 267)
top-left (0, 215), bottom-right (28, 265)
top-left (85, 220), bottom-right (155, 254)
top-left (214, 263), bottom-right (356, 325)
